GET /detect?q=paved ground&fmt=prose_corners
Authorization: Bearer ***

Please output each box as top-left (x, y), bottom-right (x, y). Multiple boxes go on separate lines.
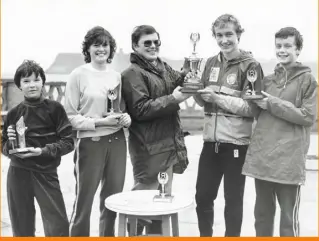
top-left (1, 134), bottom-right (318, 237)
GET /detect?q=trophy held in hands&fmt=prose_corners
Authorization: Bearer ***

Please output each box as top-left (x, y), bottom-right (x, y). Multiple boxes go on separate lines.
top-left (242, 63), bottom-right (263, 100)
top-left (153, 172), bottom-right (174, 203)
top-left (181, 32), bottom-right (204, 93)
top-left (103, 87), bottom-right (123, 119)
top-left (9, 116), bottom-right (30, 154)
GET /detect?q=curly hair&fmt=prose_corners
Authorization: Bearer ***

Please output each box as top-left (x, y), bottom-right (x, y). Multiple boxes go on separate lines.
top-left (211, 14), bottom-right (245, 41)
top-left (275, 27), bottom-right (303, 51)
top-left (13, 60), bottom-right (46, 88)
top-left (82, 26), bottom-right (117, 64)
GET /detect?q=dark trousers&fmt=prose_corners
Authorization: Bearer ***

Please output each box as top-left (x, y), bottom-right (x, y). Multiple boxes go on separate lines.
top-left (7, 166), bottom-right (69, 237)
top-left (254, 178), bottom-right (301, 237)
top-left (195, 142), bottom-right (247, 237)
top-left (69, 130), bottom-right (127, 237)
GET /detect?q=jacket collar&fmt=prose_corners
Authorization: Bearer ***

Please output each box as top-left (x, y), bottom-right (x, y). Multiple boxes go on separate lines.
top-left (23, 95), bottom-right (45, 106)
top-left (130, 52), bottom-right (166, 77)
top-left (273, 62), bottom-right (311, 88)
top-left (217, 49), bottom-right (254, 65)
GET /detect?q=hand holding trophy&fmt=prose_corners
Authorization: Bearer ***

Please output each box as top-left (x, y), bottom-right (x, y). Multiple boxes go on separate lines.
top-left (242, 64), bottom-right (263, 100)
top-left (153, 172), bottom-right (174, 203)
top-left (181, 33), bottom-right (204, 93)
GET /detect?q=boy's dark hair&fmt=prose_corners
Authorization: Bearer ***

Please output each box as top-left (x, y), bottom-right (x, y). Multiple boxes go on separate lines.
top-left (13, 60), bottom-right (46, 88)
top-left (211, 14), bottom-right (245, 41)
top-left (82, 26), bottom-right (117, 64)
top-left (131, 25), bottom-right (160, 51)
top-left (275, 27), bottom-right (303, 51)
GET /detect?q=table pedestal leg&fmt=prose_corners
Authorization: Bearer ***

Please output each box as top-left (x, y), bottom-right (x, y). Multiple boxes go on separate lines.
top-left (128, 217), bottom-right (137, 236)
top-left (118, 213), bottom-right (126, 237)
top-left (171, 213), bottom-right (179, 236)
top-left (161, 215), bottom-right (171, 236)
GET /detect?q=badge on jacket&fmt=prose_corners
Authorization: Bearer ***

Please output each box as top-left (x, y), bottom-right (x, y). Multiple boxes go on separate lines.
top-left (209, 67), bottom-right (220, 82)
top-left (226, 73), bottom-right (237, 85)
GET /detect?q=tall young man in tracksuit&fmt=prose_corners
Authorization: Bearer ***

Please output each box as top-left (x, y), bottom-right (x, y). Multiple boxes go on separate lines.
top-left (194, 14), bottom-right (264, 236)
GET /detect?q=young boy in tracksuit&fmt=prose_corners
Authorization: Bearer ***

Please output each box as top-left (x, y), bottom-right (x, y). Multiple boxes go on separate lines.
top-left (242, 27), bottom-right (318, 237)
top-left (193, 14), bottom-right (264, 236)
top-left (2, 60), bottom-right (74, 236)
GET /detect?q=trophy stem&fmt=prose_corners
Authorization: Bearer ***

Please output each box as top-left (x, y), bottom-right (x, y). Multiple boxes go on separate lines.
top-left (161, 184), bottom-right (165, 198)
top-left (251, 83), bottom-right (256, 95)
top-left (110, 100), bottom-right (114, 113)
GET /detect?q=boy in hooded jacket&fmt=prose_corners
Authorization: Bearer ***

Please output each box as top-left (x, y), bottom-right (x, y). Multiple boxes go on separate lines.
top-left (242, 27), bottom-right (318, 237)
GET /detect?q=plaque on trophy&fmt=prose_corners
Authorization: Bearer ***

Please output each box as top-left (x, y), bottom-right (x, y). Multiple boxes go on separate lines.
top-left (9, 116), bottom-right (30, 154)
top-left (242, 63), bottom-right (263, 100)
top-left (153, 172), bottom-right (174, 203)
top-left (181, 32), bottom-right (204, 93)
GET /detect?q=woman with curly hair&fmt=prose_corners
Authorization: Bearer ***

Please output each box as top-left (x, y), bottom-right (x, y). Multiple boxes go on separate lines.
top-left (64, 26), bottom-right (131, 237)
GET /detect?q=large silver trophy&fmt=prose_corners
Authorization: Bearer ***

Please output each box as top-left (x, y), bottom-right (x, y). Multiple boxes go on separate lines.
top-left (153, 172), bottom-right (174, 203)
top-left (9, 116), bottom-right (30, 154)
top-left (242, 63), bottom-right (263, 100)
top-left (181, 33), bottom-right (204, 93)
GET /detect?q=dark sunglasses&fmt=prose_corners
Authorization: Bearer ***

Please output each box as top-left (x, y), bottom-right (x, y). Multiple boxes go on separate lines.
top-left (143, 40), bottom-right (161, 47)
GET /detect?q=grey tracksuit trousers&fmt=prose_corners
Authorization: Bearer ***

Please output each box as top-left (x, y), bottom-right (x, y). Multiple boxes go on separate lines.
top-left (254, 178), bottom-right (301, 237)
top-left (69, 130), bottom-right (127, 237)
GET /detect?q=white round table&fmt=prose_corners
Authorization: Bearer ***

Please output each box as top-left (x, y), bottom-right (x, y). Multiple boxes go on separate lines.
top-left (105, 190), bottom-right (194, 236)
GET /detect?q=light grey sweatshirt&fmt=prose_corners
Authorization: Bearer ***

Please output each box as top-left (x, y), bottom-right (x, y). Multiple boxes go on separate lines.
top-left (64, 64), bottom-right (123, 138)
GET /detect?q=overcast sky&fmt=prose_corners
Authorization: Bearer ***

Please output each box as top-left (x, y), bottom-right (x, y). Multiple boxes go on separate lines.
top-left (1, 0), bottom-right (318, 73)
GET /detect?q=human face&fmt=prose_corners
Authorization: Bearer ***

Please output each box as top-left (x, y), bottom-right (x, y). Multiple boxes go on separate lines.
top-left (20, 72), bottom-right (43, 99)
top-left (134, 33), bottom-right (160, 62)
top-left (275, 36), bottom-right (300, 66)
top-left (88, 40), bottom-right (110, 65)
top-left (214, 23), bottom-right (239, 55)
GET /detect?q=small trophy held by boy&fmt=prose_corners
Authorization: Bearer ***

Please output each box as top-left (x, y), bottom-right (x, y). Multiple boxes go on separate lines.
top-left (9, 116), bottom-right (31, 154)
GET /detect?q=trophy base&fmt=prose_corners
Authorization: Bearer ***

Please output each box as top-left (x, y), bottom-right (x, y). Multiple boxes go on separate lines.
top-left (242, 94), bottom-right (264, 100)
top-left (153, 194), bottom-right (174, 203)
top-left (102, 112), bottom-right (123, 119)
top-left (181, 82), bottom-right (204, 94)
top-left (9, 147), bottom-right (32, 154)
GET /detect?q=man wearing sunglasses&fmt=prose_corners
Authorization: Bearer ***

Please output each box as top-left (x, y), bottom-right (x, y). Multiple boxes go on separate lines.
top-left (121, 25), bottom-right (192, 235)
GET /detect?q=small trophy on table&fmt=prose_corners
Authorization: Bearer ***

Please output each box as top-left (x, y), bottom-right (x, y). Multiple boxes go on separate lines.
top-left (181, 32), bottom-right (204, 93)
top-left (153, 172), bottom-right (174, 203)
top-left (9, 116), bottom-right (30, 154)
top-left (242, 64), bottom-right (263, 100)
